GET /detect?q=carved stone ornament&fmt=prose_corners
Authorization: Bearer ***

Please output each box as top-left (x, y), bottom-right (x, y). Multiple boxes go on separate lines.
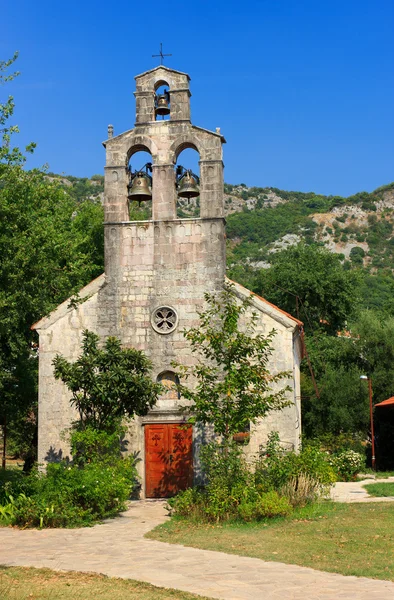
top-left (151, 306), bottom-right (178, 334)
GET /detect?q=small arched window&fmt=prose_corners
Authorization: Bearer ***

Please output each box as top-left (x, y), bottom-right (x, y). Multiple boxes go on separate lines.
top-left (157, 371), bottom-right (180, 400)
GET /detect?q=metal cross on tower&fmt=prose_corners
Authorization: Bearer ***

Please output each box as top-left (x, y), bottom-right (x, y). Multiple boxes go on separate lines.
top-left (152, 43), bottom-right (172, 65)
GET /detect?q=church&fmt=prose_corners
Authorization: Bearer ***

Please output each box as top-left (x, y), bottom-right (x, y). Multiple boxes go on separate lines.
top-left (32, 64), bottom-right (303, 498)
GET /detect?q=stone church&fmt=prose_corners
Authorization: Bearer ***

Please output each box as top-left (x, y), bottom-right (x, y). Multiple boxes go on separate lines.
top-left (32, 65), bottom-right (303, 498)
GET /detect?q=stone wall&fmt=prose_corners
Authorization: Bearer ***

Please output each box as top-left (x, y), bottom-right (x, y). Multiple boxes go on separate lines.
top-left (35, 280), bottom-right (103, 465)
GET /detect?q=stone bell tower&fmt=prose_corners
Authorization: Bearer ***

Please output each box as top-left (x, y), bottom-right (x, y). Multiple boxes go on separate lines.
top-left (97, 65), bottom-right (227, 495)
top-left (99, 66), bottom-right (226, 359)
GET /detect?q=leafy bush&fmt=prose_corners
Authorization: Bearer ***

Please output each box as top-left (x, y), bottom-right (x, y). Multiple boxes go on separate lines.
top-left (200, 442), bottom-right (250, 490)
top-left (168, 441), bottom-right (294, 523)
top-left (237, 491), bottom-right (292, 521)
top-left (311, 432), bottom-right (366, 456)
top-left (1, 456), bottom-right (138, 528)
top-left (328, 449), bottom-right (365, 481)
top-left (69, 425), bottom-right (127, 467)
top-left (0, 427), bottom-right (139, 529)
top-left (255, 432), bottom-right (335, 505)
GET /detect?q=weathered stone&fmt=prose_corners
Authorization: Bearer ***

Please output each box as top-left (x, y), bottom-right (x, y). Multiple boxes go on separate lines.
top-left (33, 65), bottom-right (302, 496)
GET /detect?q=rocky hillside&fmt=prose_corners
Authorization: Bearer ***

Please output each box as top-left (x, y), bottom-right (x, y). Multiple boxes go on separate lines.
top-left (224, 183), bottom-right (394, 272)
top-left (46, 171), bottom-right (394, 272)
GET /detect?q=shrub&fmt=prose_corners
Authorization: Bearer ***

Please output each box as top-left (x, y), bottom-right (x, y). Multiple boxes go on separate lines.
top-left (0, 454), bottom-right (139, 528)
top-left (255, 432), bottom-right (335, 505)
top-left (237, 491), bottom-right (292, 521)
top-left (200, 442), bottom-right (250, 490)
top-left (328, 449), bottom-right (364, 481)
top-left (256, 490), bottom-right (292, 517)
top-left (168, 441), bottom-right (294, 523)
top-left (279, 474), bottom-right (321, 507)
top-left (69, 425), bottom-right (127, 467)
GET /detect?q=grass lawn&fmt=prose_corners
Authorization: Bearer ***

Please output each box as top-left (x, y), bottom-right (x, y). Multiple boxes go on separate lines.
top-left (0, 566), bottom-right (212, 600)
top-left (364, 482), bottom-right (394, 497)
top-left (147, 502), bottom-right (394, 581)
top-left (375, 472), bottom-right (394, 479)
top-left (361, 471), bottom-right (394, 479)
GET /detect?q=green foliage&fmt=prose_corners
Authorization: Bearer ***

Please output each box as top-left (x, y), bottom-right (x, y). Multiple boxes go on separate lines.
top-left (176, 286), bottom-right (290, 439)
top-left (69, 424), bottom-right (126, 467)
top-left (302, 364), bottom-right (369, 437)
top-left (350, 246), bottom-right (365, 265)
top-left (255, 243), bottom-right (359, 333)
top-left (237, 491), bottom-right (292, 521)
top-left (1, 457), bottom-right (138, 528)
top-left (168, 441), bottom-right (292, 522)
top-left (53, 330), bottom-right (161, 431)
top-left (0, 167), bottom-right (104, 464)
top-left (255, 433), bottom-right (336, 498)
top-left (328, 450), bottom-right (365, 481)
top-left (309, 432), bottom-right (366, 455)
top-left (0, 52), bottom-right (35, 165)
top-left (128, 202), bottom-right (151, 221)
top-left (0, 426), bottom-right (139, 528)
top-left (226, 200), bottom-right (318, 263)
top-left (168, 434), bottom-right (335, 522)
top-left (352, 311), bottom-right (394, 404)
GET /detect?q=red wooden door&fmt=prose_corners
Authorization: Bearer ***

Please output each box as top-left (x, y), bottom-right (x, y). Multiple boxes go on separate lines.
top-left (145, 423), bottom-right (193, 498)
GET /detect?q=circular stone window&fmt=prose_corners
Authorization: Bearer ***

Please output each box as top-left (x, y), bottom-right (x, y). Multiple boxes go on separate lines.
top-left (151, 306), bottom-right (178, 334)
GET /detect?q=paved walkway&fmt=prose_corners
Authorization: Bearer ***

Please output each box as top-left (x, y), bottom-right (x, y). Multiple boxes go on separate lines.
top-left (1, 491), bottom-right (394, 600)
top-left (331, 475), bottom-right (394, 502)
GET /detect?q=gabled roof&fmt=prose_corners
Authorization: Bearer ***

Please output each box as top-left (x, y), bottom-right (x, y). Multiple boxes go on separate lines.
top-left (375, 397), bottom-right (394, 407)
top-left (102, 128), bottom-right (134, 147)
top-left (32, 274), bottom-right (302, 333)
top-left (31, 274), bottom-right (105, 331)
top-left (227, 278), bottom-right (303, 330)
top-left (135, 65), bottom-right (190, 80)
top-left (192, 124), bottom-right (226, 144)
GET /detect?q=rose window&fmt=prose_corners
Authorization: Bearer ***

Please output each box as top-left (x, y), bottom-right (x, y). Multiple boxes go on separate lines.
top-left (151, 306), bottom-right (178, 334)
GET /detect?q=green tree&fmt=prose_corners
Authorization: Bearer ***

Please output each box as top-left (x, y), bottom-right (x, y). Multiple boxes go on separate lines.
top-left (0, 168), bottom-right (104, 463)
top-left (53, 330), bottom-right (161, 432)
top-left (352, 310), bottom-right (394, 404)
top-left (0, 52), bottom-right (35, 165)
top-left (255, 243), bottom-right (359, 333)
top-left (0, 55), bottom-right (105, 465)
top-left (176, 287), bottom-right (291, 440)
top-left (302, 365), bottom-right (369, 437)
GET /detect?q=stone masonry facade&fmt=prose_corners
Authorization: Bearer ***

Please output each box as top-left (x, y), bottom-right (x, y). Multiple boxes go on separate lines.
top-left (33, 66), bottom-right (302, 495)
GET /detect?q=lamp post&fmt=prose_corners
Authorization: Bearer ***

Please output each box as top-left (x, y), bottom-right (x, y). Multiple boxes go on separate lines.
top-left (360, 375), bottom-right (376, 470)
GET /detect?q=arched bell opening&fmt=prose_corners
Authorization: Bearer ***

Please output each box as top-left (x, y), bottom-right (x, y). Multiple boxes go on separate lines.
top-left (154, 81), bottom-right (171, 122)
top-left (174, 147), bottom-right (200, 218)
top-left (127, 149), bottom-right (153, 221)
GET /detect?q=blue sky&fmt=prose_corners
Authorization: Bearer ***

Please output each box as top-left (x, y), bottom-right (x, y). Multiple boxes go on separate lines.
top-left (2, 0), bottom-right (393, 196)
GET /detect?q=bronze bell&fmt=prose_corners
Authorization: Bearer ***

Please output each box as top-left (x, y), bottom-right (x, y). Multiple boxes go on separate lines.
top-left (127, 172), bottom-right (152, 203)
top-left (155, 93), bottom-right (170, 117)
top-left (177, 170), bottom-right (200, 199)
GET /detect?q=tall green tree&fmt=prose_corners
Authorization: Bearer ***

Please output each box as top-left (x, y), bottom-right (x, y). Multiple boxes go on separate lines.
top-left (176, 287), bottom-right (291, 440)
top-left (255, 243), bottom-right (360, 334)
top-left (0, 55), bottom-right (104, 462)
top-left (352, 310), bottom-right (394, 404)
top-left (53, 330), bottom-right (161, 432)
top-left (0, 167), bottom-right (104, 462)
